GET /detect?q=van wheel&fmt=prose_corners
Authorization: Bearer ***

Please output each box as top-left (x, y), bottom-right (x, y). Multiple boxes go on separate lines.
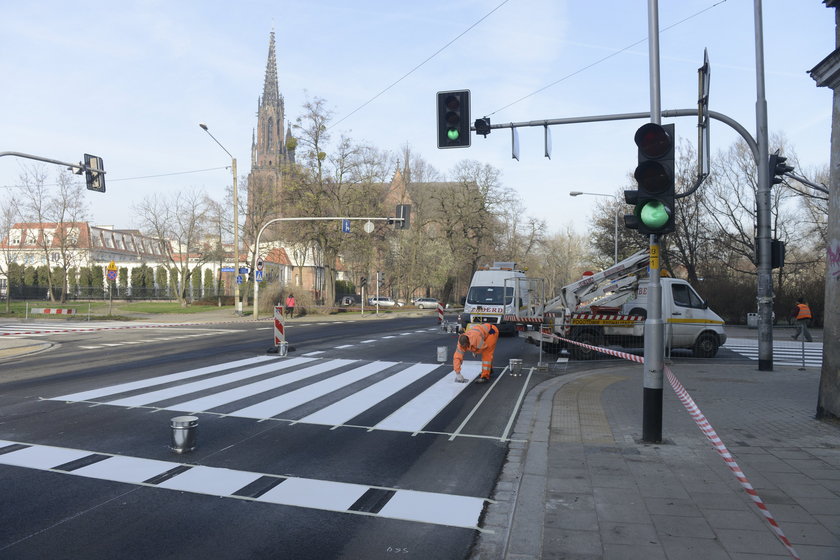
top-left (693, 333), bottom-right (719, 358)
top-left (628, 307), bottom-right (647, 319)
top-left (571, 331), bottom-right (604, 360)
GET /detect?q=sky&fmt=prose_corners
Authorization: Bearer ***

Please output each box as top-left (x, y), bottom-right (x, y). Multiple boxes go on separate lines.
top-left (0, 0), bottom-right (834, 237)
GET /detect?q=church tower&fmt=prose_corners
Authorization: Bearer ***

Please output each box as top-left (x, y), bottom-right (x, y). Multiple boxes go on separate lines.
top-left (247, 31), bottom-right (295, 235)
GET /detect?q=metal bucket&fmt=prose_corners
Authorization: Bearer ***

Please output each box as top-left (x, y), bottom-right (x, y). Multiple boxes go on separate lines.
top-left (509, 358), bottom-right (523, 376)
top-left (170, 416), bottom-right (198, 453)
top-left (437, 346), bottom-right (448, 363)
top-left (277, 340), bottom-right (288, 357)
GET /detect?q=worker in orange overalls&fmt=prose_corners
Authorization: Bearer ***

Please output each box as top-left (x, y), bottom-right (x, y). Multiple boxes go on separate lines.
top-left (453, 323), bottom-right (500, 384)
top-left (789, 297), bottom-right (813, 342)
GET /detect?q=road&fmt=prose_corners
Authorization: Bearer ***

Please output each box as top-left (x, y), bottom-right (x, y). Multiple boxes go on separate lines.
top-left (0, 316), bottom-right (823, 559)
top-left (0, 315), bottom-right (549, 560)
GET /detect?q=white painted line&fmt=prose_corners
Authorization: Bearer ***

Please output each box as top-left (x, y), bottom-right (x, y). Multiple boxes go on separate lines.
top-left (303, 351), bottom-right (325, 356)
top-left (335, 344), bottom-right (353, 349)
top-left (256, 327), bottom-right (273, 331)
top-left (374, 365), bottom-right (479, 433)
top-left (50, 356), bottom-right (276, 403)
top-left (500, 367), bottom-right (533, 442)
top-left (360, 340), bottom-right (376, 344)
top-left (72, 455), bottom-right (174, 484)
top-left (157, 465), bottom-right (262, 495)
top-left (0, 445), bottom-right (91, 469)
top-left (381, 336), bottom-right (397, 339)
top-left (108, 357), bottom-right (320, 408)
top-left (100, 343), bottom-right (123, 347)
top-left (300, 363), bottom-right (439, 426)
top-left (257, 478), bottom-right (368, 511)
top-left (378, 489), bottom-right (484, 529)
top-left (448, 364), bottom-right (503, 441)
top-left (79, 346), bottom-right (103, 349)
top-left (556, 357), bottom-right (569, 363)
top-left (399, 332), bottom-right (412, 336)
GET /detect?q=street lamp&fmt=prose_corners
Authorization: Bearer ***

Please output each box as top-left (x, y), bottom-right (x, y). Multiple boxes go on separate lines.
top-left (570, 191), bottom-right (618, 265)
top-left (199, 123), bottom-right (242, 315)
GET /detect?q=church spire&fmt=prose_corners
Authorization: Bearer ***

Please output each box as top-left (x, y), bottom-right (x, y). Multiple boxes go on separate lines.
top-left (262, 30), bottom-right (280, 106)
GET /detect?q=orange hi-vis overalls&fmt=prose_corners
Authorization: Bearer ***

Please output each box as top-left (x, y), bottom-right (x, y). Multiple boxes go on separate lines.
top-left (795, 303), bottom-right (812, 320)
top-left (454, 323), bottom-right (499, 380)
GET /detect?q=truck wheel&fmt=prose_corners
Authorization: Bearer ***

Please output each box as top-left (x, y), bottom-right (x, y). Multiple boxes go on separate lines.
top-left (628, 307), bottom-right (647, 319)
top-left (693, 333), bottom-right (719, 358)
top-left (571, 331), bottom-right (604, 360)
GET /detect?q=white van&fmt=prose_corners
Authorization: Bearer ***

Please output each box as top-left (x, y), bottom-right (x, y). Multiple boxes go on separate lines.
top-left (458, 262), bottom-right (529, 335)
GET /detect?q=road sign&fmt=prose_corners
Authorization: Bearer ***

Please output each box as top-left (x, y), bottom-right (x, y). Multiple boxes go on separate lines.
top-left (257, 258), bottom-right (264, 271)
top-left (342, 219), bottom-right (351, 233)
top-left (107, 261), bottom-right (117, 272)
top-left (239, 267), bottom-right (249, 274)
top-left (106, 269), bottom-right (117, 281)
top-left (236, 275), bottom-right (243, 285)
top-left (255, 270), bottom-right (264, 282)
top-left (221, 267), bottom-right (234, 272)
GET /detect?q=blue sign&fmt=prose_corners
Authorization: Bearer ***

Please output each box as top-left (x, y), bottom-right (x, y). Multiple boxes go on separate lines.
top-left (236, 275), bottom-right (243, 284)
top-left (255, 270), bottom-right (264, 282)
top-left (239, 267), bottom-right (249, 274)
top-left (221, 267), bottom-right (235, 272)
top-left (342, 219), bottom-right (351, 233)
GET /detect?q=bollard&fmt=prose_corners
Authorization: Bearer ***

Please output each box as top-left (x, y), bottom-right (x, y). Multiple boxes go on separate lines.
top-left (170, 416), bottom-right (198, 454)
top-left (509, 358), bottom-right (523, 376)
top-left (437, 346), bottom-right (448, 363)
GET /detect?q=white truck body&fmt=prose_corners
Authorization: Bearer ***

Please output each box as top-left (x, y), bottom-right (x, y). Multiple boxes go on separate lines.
top-left (517, 252), bottom-right (727, 359)
top-left (459, 262), bottom-right (529, 334)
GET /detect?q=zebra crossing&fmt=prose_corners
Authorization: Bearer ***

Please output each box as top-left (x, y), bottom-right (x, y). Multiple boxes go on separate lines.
top-left (723, 337), bottom-right (823, 367)
top-left (0, 439), bottom-right (486, 529)
top-left (48, 355), bottom-right (485, 434)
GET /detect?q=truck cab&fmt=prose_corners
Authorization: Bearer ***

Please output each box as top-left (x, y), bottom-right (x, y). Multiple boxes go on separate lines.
top-left (459, 262), bottom-right (529, 335)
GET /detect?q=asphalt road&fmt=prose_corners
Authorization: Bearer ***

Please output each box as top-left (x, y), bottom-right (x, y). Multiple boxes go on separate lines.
top-left (0, 316), bottom-right (550, 560)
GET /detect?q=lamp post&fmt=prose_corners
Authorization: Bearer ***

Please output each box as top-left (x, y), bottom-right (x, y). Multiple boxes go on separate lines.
top-left (570, 191), bottom-right (619, 264)
top-left (199, 123), bottom-right (242, 315)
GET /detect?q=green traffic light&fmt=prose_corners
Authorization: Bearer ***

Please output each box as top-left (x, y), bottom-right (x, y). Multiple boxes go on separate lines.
top-left (639, 200), bottom-right (670, 229)
top-left (447, 129), bottom-right (460, 141)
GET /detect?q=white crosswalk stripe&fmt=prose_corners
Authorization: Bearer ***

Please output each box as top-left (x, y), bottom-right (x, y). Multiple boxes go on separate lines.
top-left (0, 440), bottom-right (486, 529)
top-left (48, 357), bottom-right (484, 433)
top-left (723, 337), bottom-right (823, 367)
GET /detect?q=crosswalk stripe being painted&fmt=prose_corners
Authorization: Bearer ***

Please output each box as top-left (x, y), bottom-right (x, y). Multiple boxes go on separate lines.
top-left (0, 440), bottom-right (486, 529)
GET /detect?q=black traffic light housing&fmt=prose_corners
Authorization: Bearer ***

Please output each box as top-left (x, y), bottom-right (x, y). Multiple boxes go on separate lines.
top-left (360, 276), bottom-right (367, 288)
top-left (624, 123), bottom-right (675, 235)
top-left (437, 90), bottom-right (471, 148)
top-left (396, 204), bottom-right (411, 230)
top-left (84, 154), bottom-right (105, 192)
top-left (769, 152), bottom-right (793, 186)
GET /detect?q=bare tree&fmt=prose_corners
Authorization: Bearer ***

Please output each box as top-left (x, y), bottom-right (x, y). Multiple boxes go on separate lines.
top-left (133, 189), bottom-right (210, 307)
top-left (0, 192), bottom-right (21, 311)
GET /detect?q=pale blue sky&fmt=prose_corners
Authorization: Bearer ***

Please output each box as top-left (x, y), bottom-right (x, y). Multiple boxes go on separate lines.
top-left (0, 1), bottom-right (834, 234)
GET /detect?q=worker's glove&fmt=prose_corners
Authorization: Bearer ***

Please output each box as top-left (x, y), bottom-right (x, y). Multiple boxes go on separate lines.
top-left (454, 372), bottom-right (467, 383)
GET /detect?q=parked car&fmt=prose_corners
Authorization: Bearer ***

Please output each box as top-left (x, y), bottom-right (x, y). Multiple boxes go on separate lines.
top-left (368, 296), bottom-right (397, 307)
top-left (415, 297), bottom-right (439, 310)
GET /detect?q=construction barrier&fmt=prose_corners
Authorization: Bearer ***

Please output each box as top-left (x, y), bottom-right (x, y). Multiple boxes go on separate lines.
top-left (273, 305), bottom-right (287, 356)
top-left (31, 308), bottom-right (76, 315)
top-left (437, 303), bottom-right (444, 323)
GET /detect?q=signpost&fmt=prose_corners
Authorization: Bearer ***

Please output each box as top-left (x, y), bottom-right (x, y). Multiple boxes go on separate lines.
top-left (106, 261), bottom-right (118, 315)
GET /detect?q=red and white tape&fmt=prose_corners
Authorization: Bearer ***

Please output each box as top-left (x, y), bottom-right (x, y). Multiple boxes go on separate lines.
top-left (552, 333), bottom-right (801, 560)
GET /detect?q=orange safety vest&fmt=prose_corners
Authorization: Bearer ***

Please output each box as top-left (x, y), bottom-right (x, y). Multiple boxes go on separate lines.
top-left (453, 323), bottom-right (499, 378)
top-left (795, 303), bottom-right (812, 320)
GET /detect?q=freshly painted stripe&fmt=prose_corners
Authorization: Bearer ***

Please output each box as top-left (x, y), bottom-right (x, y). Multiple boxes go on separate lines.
top-left (374, 365), bottom-right (479, 432)
top-left (72, 455), bottom-right (175, 484)
top-left (220, 361), bottom-right (395, 419)
top-left (335, 344), bottom-right (353, 349)
top-left (360, 340), bottom-right (376, 344)
top-left (303, 351), bottom-right (325, 356)
top-left (378, 489), bottom-right (485, 529)
top-left (0, 445), bottom-right (90, 469)
top-left (256, 477), bottom-right (369, 511)
top-left (299, 363), bottom-right (439, 426)
top-left (106, 357), bottom-right (317, 407)
top-left (0, 441), bottom-right (487, 529)
top-left (50, 356), bottom-right (276, 402)
top-left (157, 465), bottom-right (263, 495)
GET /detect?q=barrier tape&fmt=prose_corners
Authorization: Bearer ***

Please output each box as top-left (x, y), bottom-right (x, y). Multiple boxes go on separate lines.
top-left (550, 332), bottom-right (801, 560)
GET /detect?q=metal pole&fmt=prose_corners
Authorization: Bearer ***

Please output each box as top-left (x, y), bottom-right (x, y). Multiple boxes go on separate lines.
top-left (642, 0), bottom-right (664, 443)
top-left (613, 208), bottom-right (619, 264)
top-left (232, 157), bottom-right (242, 316)
top-left (754, 0), bottom-right (773, 371)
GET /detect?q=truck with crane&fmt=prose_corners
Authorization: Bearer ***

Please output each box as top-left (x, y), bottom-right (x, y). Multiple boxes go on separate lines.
top-left (510, 250), bottom-right (727, 359)
top-left (458, 262), bottom-right (531, 335)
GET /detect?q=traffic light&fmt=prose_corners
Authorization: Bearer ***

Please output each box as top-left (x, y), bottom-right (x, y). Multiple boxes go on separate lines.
top-left (475, 117), bottom-right (491, 137)
top-left (395, 204), bottom-right (411, 230)
top-left (437, 90), bottom-right (471, 148)
top-left (624, 123), bottom-right (675, 235)
top-left (769, 152), bottom-right (793, 186)
top-left (84, 154), bottom-right (105, 192)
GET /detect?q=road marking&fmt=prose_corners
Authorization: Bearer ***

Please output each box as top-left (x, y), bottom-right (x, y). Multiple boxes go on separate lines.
top-left (335, 344), bottom-right (353, 349)
top-left (361, 340), bottom-right (376, 344)
top-left (303, 351), bottom-right (325, 356)
top-left (299, 363), bottom-right (440, 427)
top-left (449, 365), bottom-right (504, 442)
top-left (0, 440), bottom-right (487, 529)
top-left (724, 337), bottom-right (823, 367)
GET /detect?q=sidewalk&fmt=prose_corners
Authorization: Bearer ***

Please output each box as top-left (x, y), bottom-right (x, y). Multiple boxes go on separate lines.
top-left (472, 360), bottom-right (840, 560)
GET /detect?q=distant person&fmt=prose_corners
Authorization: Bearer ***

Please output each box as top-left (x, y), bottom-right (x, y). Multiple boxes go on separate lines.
top-left (285, 294), bottom-right (295, 319)
top-left (452, 323), bottom-right (499, 384)
top-left (789, 297), bottom-right (813, 342)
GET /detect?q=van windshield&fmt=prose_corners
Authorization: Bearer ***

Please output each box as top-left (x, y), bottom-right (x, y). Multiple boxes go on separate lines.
top-left (467, 286), bottom-right (513, 305)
